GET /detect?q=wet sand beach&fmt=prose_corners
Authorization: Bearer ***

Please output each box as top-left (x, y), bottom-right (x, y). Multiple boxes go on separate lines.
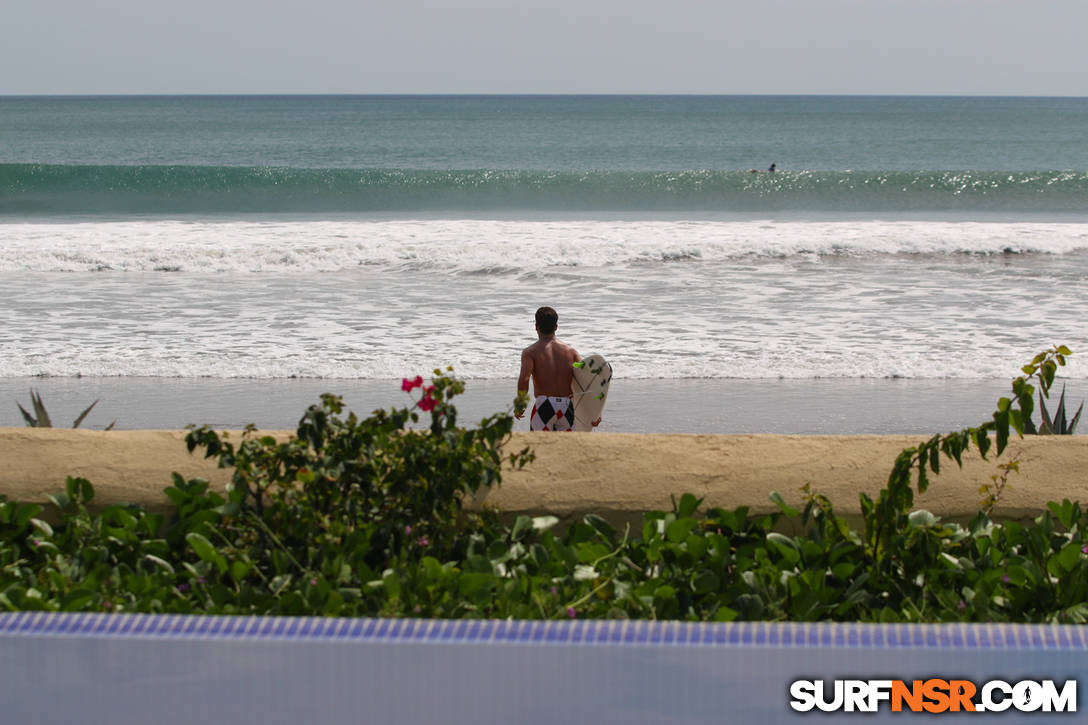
top-left (5, 376), bottom-right (1077, 435)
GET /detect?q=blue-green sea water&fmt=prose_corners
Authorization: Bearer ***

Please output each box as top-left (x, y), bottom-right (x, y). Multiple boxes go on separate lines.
top-left (3, 95), bottom-right (1088, 215)
top-left (0, 95), bottom-right (1086, 430)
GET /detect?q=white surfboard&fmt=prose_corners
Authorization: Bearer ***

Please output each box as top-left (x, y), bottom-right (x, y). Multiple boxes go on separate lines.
top-left (570, 353), bottom-right (612, 431)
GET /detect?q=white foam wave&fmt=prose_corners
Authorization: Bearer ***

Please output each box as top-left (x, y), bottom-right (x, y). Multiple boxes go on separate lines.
top-left (4, 218), bottom-right (1087, 383)
top-left (2, 219), bottom-right (1087, 273)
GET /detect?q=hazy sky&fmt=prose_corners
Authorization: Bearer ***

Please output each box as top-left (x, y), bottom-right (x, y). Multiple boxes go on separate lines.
top-left (4, 0), bottom-right (1087, 95)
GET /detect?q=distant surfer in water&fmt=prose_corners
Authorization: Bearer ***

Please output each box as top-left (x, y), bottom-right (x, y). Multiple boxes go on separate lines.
top-left (750, 163), bottom-right (776, 173)
top-left (516, 306), bottom-right (599, 430)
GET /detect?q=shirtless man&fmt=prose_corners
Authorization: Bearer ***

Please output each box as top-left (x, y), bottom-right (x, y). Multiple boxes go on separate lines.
top-left (516, 306), bottom-right (586, 431)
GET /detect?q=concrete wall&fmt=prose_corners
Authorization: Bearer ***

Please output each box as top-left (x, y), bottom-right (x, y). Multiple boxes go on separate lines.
top-left (2, 428), bottom-right (1086, 524)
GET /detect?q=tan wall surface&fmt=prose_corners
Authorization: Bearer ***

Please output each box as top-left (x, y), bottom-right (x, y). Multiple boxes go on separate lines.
top-left (2, 428), bottom-right (1086, 524)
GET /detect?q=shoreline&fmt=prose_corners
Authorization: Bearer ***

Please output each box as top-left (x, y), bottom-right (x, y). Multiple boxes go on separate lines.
top-left (5, 376), bottom-right (1083, 435)
top-left (3, 428), bottom-right (1085, 528)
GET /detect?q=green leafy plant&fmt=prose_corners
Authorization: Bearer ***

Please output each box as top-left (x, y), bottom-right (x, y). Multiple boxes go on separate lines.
top-left (863, 345), bottom-right (1071, 575)
top-left (17, 389), bottom-right (115, 430)
top-left (1039, 384), bottom-right (1083, 435)
top-left (978, 456), bottom-right (1019, 515)
top-left (184, 368), bottom-right (535, 614)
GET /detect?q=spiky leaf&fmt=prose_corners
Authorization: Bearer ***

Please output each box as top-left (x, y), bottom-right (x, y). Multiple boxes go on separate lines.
top-left (17, 403), bottom-right (39, 427)
top-left (30, 390), bottom-right (53, 428)
top-left (71, 399), bottom-right (99, 429)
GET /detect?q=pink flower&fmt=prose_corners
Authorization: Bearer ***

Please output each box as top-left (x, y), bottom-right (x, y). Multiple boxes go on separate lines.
top-left (418, 387), bottom-right (437, 412)
top-left (401, 375), bottom-right (423, 392)
top-left (310, 578), bottom-right (318, 587)
top-left (417, 536), bottom-right (429, 547)
top-left (1001, 574), bottom-right (1010, 584)
top-left (404, 525), bottom-right (412, 535)
top-left (566, 607), bottom-right (577, 619)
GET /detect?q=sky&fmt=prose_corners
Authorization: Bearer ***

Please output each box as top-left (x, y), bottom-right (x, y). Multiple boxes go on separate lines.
top-left (3, 0), bottom-right (1087, 96)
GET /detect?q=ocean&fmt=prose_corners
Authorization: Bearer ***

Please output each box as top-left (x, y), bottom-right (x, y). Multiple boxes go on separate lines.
top-left (1, 95), bottom-right (1086, 432)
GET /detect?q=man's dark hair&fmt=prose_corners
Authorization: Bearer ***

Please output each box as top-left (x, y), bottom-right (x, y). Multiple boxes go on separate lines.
top-left (535, 306), bottom-right (558, 335)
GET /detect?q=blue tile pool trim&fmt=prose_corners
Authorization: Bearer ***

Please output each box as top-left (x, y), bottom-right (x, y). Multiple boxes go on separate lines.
top-left (1, 612), bottom-right (1085, 649)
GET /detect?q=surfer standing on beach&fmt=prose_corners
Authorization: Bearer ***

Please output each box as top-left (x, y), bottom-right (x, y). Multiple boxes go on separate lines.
top-left (516, 306), bottom-right (592, 431)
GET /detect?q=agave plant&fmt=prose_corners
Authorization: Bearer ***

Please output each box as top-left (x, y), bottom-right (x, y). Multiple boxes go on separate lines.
top-left (17, 389), bottom-right (115, 430)
top-left (1039, 384), bottom-right (1083, 435)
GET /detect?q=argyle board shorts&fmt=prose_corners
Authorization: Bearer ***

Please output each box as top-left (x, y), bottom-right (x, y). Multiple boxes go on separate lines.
top-left (530, 395), bottom-right (574, 431)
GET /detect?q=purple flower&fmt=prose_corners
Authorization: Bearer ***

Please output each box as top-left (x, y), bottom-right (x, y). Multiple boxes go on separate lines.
top-left (310, 578), bottom-right (318, 587)
top-left (1082, 545), bottom-right (1088, 555)
top-left (198, 577), bottom-right (206, 585)
top-left (550, 586), bottom-right (558, 596)
top-left (958, 600), bottom-right (967, 611)
top-left (566, 607), bottom-right (577, 619)
top-left (1001, 574), bottom-right (1010, 584)
top-left (178, 583), bottom-right (190, 592)
top-left (417, 536), bottom-right (429, 547)
top-left (404, 525), bottom-right (412, 535)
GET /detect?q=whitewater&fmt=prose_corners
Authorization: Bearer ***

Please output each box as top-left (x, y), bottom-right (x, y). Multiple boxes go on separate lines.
top-left (4, 218), bottom-right (1088, 273)
top-left (2, 217), bottom-right (1086, 381)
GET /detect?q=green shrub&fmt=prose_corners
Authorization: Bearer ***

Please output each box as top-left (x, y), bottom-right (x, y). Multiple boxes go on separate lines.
top-left (1, 369), bottom-right (535, 615)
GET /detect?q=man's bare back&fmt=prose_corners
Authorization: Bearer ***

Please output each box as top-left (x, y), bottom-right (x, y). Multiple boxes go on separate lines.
top-left (517, 336), bottom-right (581, 400)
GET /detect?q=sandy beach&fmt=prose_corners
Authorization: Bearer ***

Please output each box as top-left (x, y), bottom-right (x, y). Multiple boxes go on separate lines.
top-left (3, 427), bottom-right (1086, 528)
top-left (5, 375), bottom-right (1073, 435)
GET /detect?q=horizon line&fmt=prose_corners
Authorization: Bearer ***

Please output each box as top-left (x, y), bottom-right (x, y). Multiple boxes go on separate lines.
top-left (3, 92), bottom-right (1088, 100)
